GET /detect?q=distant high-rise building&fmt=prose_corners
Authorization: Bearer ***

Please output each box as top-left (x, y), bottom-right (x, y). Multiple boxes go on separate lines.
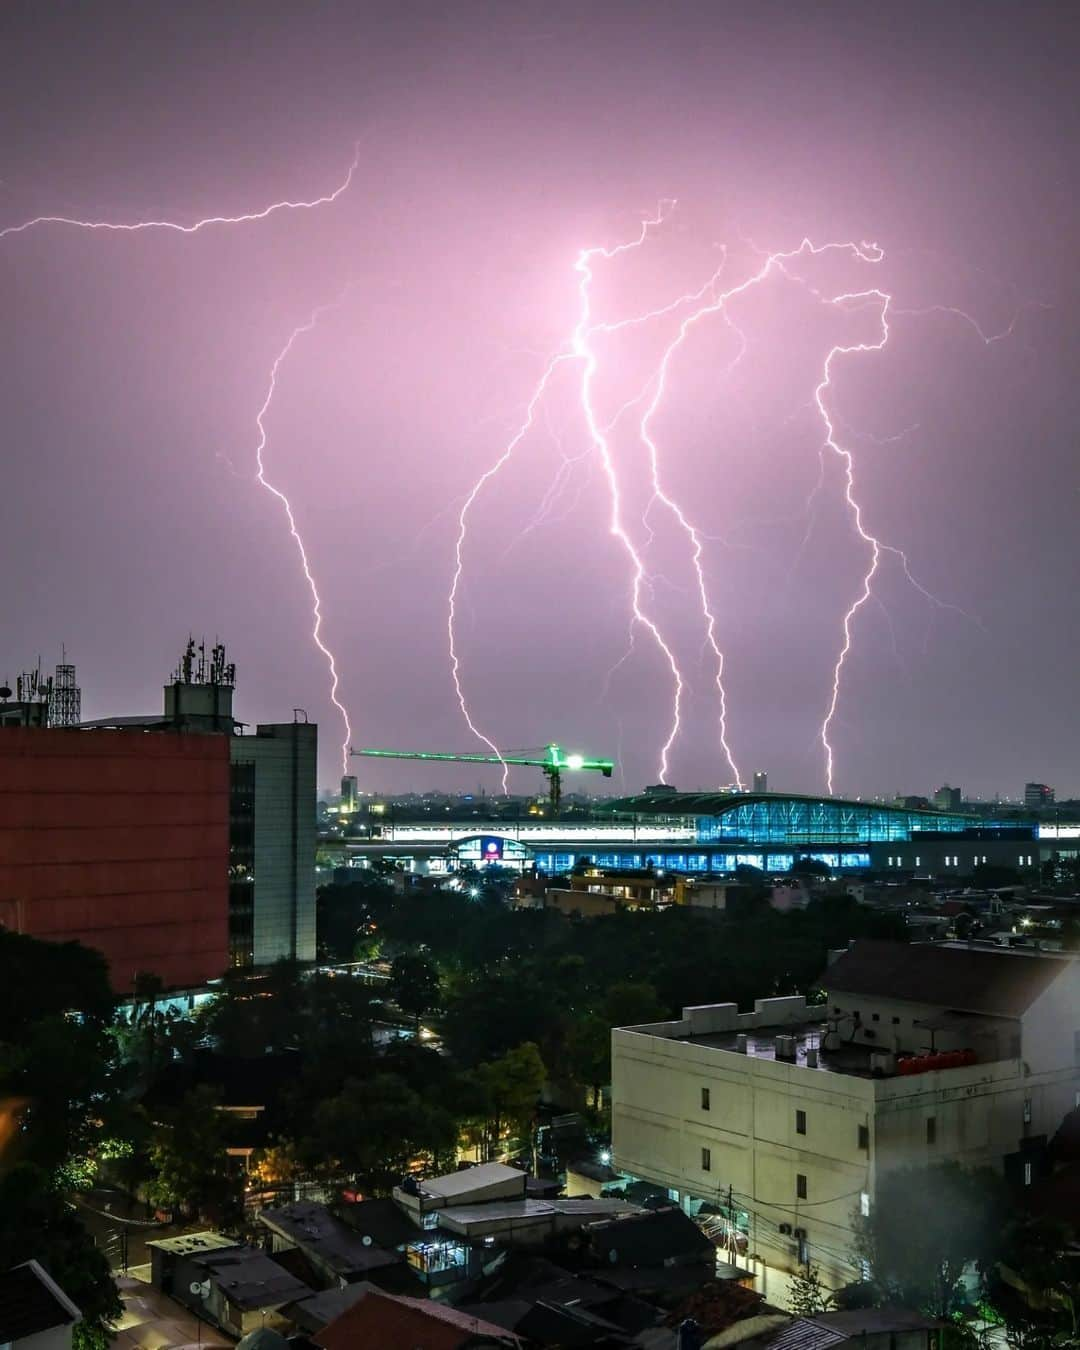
top-left (752, 770), bottom-right (768, 794)
top-left (933, 783), bottom-right (962, 812)
top-left (340, 775), bottom-right (359, 814)
top-left (1024, 782), bottom-right (1055, 809)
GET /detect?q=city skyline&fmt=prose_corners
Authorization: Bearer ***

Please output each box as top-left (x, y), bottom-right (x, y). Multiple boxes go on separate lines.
top-left (2, 2), bottom-right (1076, 798)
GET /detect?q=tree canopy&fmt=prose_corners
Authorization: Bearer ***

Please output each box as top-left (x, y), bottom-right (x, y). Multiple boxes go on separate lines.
top-left (855, 1162), bottom-right (1008, 1317)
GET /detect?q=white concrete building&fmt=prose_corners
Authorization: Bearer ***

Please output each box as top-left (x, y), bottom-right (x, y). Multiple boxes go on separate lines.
top-left (611, 940), bottom-right (1080, 1308)
top-left (0, 1261), bottom-right (81, 1350)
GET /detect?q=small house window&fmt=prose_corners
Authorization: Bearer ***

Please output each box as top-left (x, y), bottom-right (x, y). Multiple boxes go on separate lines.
top-left (701, 1147), bottom-right (711, 1172)
top-left (701, 1087), bottom-right (711, 1111)
top-left (860, 1192), bottom-right (870, 1217)
top-left (795, 1110), bottom-right (806, 1136)
top-left (796, 1173), bottom-right (807, 1199)
top-left (1023, 1097), bottom-right (1032, 1124)
top-left (891, 1016), bottom-right (900, 1025)
top-left (926, 1117), bottom-right (937, 1145)
top-left (1023, 1161), bottom-right (1033, 1186)
top-left (858, 1124), bottom-right (870, 1151)
top-left (871, 1013), bottom-right (880, 1022)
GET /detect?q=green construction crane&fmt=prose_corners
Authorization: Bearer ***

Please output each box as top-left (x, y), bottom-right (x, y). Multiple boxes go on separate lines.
top-left (352, 742), bottom-right (614, 815)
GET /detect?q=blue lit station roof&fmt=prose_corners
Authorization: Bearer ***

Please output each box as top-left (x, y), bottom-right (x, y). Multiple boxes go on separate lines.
top-left (600, 792), bottom-right (1020, 846)
top-left (604, 790), bottom-right (966, 823)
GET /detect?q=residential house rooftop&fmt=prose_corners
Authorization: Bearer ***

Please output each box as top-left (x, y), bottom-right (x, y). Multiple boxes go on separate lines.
top-left (0, 1262), bottom-right (81, 1344)
top-left (258, 1201), bottom-right (399, 1281)
top-left (314, 1288), bottom-right (521, 1350)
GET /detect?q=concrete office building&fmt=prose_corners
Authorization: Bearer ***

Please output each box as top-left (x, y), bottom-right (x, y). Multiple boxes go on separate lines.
top-left (611, 941), bottom-right (1080, 1308)
top-left (0, 723), bottom-right (229, 991)
top-left (82, 641), bottom-right (317, 971)
top-left (229, 721), bottom-right (316, 966)
top-left (157, 641), bottom-right (316, 967)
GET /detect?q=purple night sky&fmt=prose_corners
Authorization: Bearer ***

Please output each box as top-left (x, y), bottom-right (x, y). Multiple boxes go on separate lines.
top-left (1, 2), bottom-right (1076, 800)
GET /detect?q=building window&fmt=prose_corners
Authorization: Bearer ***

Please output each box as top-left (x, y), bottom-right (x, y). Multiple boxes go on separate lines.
top-left (871, 1013), bottom-right (880, 1022)
top-left (926, 1117), bottom-right (937, 1145)
top-left (1023, 1097), bottom-right (1032, 1124)
top-left (797, 1235), bottom-right (809, 1265)
top-left (701, 1147), bottom-right (711, 1172)
top-left (892, 1016), bottom-right (900, 1024)
top-left (796, 1173), bottom-right (807, 1199)
top-left (1024, 1161), bottom-right (1033, 1186)
top-left (701, 1087), bottom-right (711, 1111)
top-left (795, 1109), bottom-right (806, 1135)
top-left (860, 1191), bottom-right (870, 1217)
top-left (858, 1124), bottom-right (870, 1151)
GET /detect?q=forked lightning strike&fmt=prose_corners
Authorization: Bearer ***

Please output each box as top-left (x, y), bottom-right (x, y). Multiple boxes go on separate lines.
top-left (2, 147), bottom-right (363, 774)
top-left (253, 299), bottom-right (354, 774)
top-left (453, 219), bottom-right (1024, 793)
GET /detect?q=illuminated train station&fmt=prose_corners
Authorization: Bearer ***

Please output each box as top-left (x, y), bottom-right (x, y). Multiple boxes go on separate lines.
top-left (334, 792), bottom-right (1048, 878)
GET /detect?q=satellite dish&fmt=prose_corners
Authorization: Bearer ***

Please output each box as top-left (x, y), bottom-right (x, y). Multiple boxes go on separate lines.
top-left (0, 687), bottom-right (10, 701)
top-left (361, 1235), bottom-right (373, 1246)
top-left (190, 1280), bottom-right (211, 1298)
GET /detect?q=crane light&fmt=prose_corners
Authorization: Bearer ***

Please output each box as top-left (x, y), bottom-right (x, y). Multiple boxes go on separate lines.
top-left (566, 753), bottom-right (585, 771)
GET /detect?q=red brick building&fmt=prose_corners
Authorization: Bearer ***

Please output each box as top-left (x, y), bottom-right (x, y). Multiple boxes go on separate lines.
top-left (0, 727), bottom-right (229, 992)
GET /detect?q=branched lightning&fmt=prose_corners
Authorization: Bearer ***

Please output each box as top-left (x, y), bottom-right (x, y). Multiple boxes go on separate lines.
top-left (3, 146), bottom-right (364, 778)
top-left (253, 296), bottom-right (354, 774)
top-left (0, 144), bottom-right (361, 239)
top-left (448, 353), bottom-right (574, 790)
top-left (453, 218), bottom-right (1038, 794)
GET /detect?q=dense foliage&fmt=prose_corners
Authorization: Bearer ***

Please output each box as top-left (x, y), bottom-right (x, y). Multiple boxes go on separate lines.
top-left (0, 933), bottom-right (123, 1348)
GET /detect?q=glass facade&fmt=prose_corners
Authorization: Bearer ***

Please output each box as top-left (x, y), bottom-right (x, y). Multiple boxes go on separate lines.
top-left (529, 847), bottom-right (872, 872)
top-left (692, 797), bottom-right (972, 846)
top-left (456, 796), bottom-right (1016, 877)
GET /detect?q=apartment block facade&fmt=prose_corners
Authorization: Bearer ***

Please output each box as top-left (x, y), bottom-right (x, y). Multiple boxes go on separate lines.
top-left (611, 941), bottom-right (1080, 1308)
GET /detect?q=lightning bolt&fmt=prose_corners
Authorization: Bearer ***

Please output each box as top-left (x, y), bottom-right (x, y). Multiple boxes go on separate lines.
top-left (448, 353), bottom-right (573, 790)
top-left (448, 204), bottom-right (713, 786)
top-left (0, 144), bottom-right (361, 239)
top-left (805, 272), bottom-right (1001, 793)
top-left (570, 210), bottom-right (698, 784)
top-left (449, 217), bottom-right (1039, 795)
top-left (253, 295), bottom-right (354, 774)
top-left (3, 146), bottom-right (363, 780)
